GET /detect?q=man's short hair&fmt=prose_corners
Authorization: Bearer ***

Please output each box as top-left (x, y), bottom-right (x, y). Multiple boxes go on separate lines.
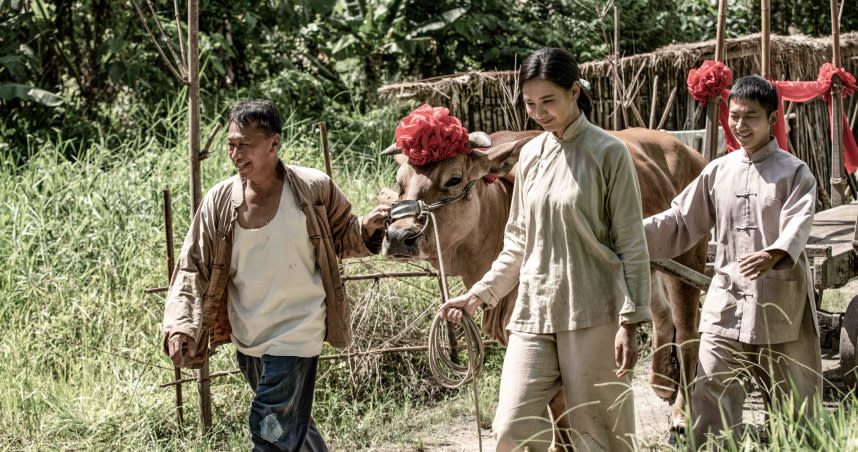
top-left (728, 75), bottom-right (779, 115)
top-left (229, 99), bottom-right (282, 136)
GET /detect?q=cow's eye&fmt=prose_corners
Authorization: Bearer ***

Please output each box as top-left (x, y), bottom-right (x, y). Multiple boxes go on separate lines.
top-left (444, 177), bottom-right (462, 187)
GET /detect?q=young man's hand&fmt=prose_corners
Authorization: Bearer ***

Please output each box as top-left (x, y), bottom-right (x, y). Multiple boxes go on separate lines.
top-left (738, 249), bottom-right (786, 280)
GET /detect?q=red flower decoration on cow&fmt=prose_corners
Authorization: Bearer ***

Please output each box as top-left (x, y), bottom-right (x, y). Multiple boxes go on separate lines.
top-left (687, 60), bottom-right (733, 104)
top-left (394, 104), bottom-right (471, 166)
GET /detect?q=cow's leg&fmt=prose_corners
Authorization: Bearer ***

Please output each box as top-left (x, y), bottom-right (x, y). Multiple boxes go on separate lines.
top-left (662, 242), bottom-right (706, 432)
top-left (649, 269), bottom-right (678, 401)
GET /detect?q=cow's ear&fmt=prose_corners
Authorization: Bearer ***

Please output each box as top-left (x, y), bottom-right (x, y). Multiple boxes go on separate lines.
top-left (468, 138), bottom-right (529, 180)
top-left (466, 131), bottom-right (492, 149)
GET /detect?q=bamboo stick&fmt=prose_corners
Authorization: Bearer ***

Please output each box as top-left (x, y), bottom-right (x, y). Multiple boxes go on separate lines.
top-left (657, 87), bottom-right (677, 131)
top-left (704, 0), bottom-right (728, 161)
top-left (319, 122), bottom-right (332, 178)
top-left (649, 75), bottom-right (659, 129)
top-left (159, 341), bottom-right (499, 388)
top-left (185, 0), bottom-right (211, 434)
top-left (761, 0), bottom-right (771, 78)
top-left (613, 6), bottom-right (621, 131)
top-left (163, 190), bottom-right (183, 426)
top-left (830, 0), bottom-right (846, 206)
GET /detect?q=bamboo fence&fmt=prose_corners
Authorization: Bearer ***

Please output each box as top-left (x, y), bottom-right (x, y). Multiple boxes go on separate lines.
top-left (378, 33), bottom-right (858, 207)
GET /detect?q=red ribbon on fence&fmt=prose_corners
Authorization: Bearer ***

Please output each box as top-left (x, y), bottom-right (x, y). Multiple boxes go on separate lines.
top-left (771, 64), bottom-right (858, 174)
top-left (688, 61), bottom-right (858, 173)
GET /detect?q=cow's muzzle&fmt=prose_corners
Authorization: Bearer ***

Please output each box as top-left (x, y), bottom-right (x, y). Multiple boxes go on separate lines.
top-left (384, 224), bottom-right (424, 258)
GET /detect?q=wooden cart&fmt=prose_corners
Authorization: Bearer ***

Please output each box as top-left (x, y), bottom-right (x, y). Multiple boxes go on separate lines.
top-left (806, 201), bottom-right (858, 386)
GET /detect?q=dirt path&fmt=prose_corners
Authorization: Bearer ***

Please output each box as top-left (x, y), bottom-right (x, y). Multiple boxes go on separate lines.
top-left (359, 351), bottom-right (843, 451)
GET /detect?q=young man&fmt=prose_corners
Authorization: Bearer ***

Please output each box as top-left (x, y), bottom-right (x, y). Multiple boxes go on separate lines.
top-left (643, 75), bottom-right (821, 447)
top-left (162, 99), bottom-right (388, 451)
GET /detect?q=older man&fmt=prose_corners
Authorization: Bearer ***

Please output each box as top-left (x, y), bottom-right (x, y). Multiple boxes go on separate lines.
top-left (162, 99), bottom-right (388, 451)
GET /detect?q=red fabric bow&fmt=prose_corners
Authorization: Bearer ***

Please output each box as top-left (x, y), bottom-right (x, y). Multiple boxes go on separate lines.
top-left (687, 61), bottom-right (740, 151)
top-left (771, 63), bottom-right (858, 173)
top-left (394, 104), bottom-right (471, 166)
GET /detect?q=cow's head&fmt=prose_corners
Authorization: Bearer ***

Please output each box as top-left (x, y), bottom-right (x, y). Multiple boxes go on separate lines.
top-left (379, 132), bottom-right (527, 274)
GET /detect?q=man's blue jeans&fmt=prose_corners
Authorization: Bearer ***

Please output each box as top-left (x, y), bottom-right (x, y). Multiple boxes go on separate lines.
top-left (237, 351), bottom-right (328, 452)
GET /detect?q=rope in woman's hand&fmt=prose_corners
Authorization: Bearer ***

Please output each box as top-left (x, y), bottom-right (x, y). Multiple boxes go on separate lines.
top-left (427, 308), bottom-right (484, 389)
top-left (424, 210), bottom-right (486, 451)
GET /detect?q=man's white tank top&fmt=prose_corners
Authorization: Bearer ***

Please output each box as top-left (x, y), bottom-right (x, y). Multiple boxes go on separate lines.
top-left (227, 182), bottom-right (326, 357)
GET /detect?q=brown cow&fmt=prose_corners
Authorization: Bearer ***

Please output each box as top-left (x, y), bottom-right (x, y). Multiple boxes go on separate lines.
top-left (379, 128), bottom-right (708, 435)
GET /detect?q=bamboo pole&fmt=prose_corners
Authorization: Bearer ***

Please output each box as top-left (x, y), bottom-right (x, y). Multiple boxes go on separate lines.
top-left (185, 0), bottom-right (211, 434)
top-left (319, 122), bottom-right (333, 178)
top-left (656, 87), bottom-right (677, 131)
top-left (163, 190), bottom-right (184, 426)
top-left (703, 0), bottom-right (728, 161)
top-left (649, 75), bottom-right (659, 129)
top-left (830, 0), bottom-right (847, 207)
top-left (613, 6), bottom-right (621, 131)
top-left (761, 0), bottom-right (771, 79)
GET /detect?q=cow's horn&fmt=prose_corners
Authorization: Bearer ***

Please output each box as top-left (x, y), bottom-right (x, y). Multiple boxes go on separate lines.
top-left (381, 143), bottom-right (403, 156)
top-left (468, 131), bottom-right (492, 149)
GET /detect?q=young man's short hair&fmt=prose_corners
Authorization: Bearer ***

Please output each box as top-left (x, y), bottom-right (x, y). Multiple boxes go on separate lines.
top-left (727, 75), bottom-right (780, 115)
top-left (229, 99), bottom-right (282, 136)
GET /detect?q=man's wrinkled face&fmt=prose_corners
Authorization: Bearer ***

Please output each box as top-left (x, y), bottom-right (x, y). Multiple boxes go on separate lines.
top-left (227, 122), bottom-right (280, 182)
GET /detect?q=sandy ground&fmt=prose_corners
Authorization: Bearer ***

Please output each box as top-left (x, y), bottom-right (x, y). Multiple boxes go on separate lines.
top-left (356, 351), bottom-right (843, 452)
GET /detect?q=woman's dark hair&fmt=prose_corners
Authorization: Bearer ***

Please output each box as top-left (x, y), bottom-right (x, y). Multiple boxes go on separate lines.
top-left (518, 47), bottom-right (592, 119)
top-left (727, 75), bottom-right (779, 116)
top-left (229, 99), bottom-right (282, 136)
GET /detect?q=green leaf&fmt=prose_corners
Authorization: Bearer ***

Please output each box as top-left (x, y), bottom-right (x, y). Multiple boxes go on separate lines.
top-left (208, 33), bottom-right (236, 58)
top-left (107, 62), bottom-right (125, 83)
top-left (0, 83), bottom-right (62, 107)
top-left (244, 12), bottom-right (258, 29)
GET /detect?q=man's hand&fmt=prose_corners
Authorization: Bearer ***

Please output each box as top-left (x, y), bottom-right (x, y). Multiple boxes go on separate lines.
top-left (167, 333), bottom-right (195, 368)
top-left (439, 293), bottom-right (484, 325)
top-left (615, 323), bottom-right (638, 378)
top-left (738, 249), bottom-right (786, 280)
top-left (362, 204), bottom-right (390, 234)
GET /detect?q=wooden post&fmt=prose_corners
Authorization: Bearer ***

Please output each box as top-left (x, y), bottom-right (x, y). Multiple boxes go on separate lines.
top-left (319, 122), bottom-right (333, 178)
top-left (613, 6), bottom-right (621, 131)
top-left (186, 0), bottom-right (212, 433)
top-left (703, 0), bottom-right (728, 161)
top-left (163, 189), bottom-right (184, 426)
top-left (649, 75), bottom-right (659, 129)
top-left (830, 0), bottom-right (847, 207)
top-left (761, 0), bottom-right (771, 79)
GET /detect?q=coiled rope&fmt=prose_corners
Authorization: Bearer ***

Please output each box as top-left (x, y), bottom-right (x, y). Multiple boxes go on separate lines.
top-left (423, 210), bottom-right (485, 451)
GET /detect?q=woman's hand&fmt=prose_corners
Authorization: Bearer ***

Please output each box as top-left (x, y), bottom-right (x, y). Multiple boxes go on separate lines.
top-left (439, 293), bottom-right (484, 324)
top-left (614, 323), bottom-right (638, 378)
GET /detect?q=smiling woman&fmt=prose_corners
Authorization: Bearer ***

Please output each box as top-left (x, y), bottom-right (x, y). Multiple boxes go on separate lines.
top-left (439, 47), bottom-right (651, 452)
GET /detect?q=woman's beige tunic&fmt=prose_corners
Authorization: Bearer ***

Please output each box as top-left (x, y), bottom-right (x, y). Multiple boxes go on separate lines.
top-left (470, 114), bottom-right (652, 333)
